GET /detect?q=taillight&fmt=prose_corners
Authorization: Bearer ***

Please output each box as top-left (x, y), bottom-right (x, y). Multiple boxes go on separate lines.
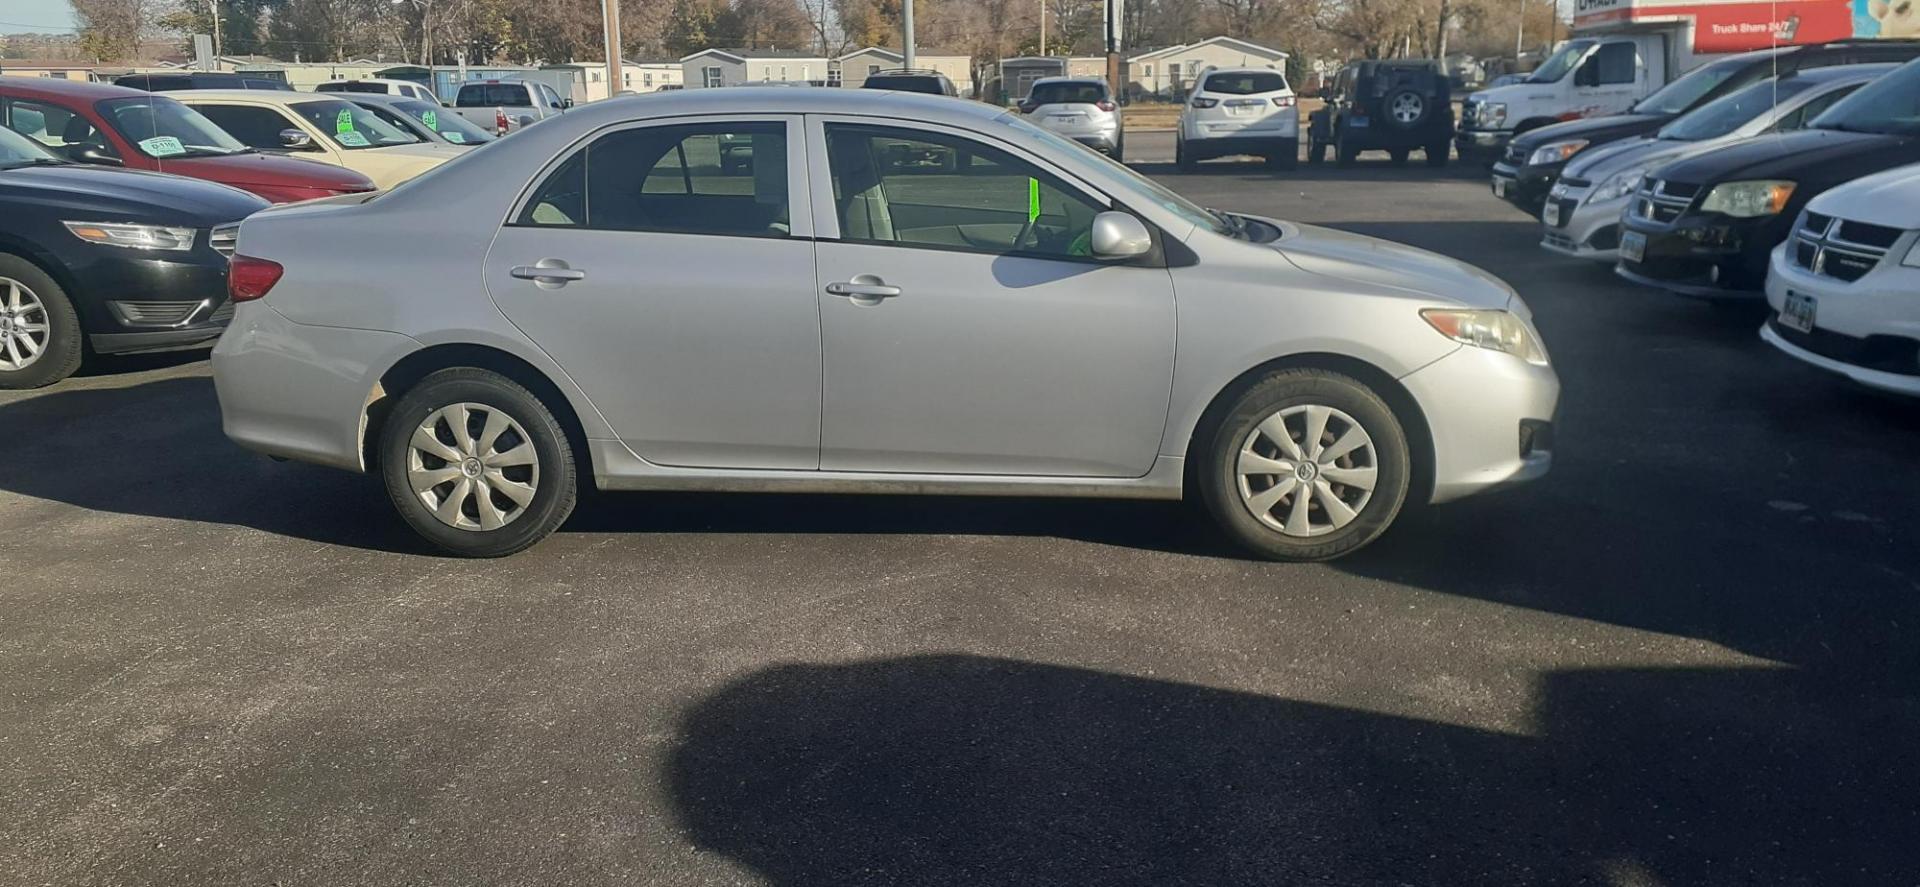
top-left (1272, 95), bottom-right (1296, 108)
top-left (1190, 97), bottom-right (1218, 109)
top-left (494, 108), bottom-right (509, 134)
top-left (1096, 100), bottom-right (1116, 112)
top-left (228, 255), bottom-right (284, 303)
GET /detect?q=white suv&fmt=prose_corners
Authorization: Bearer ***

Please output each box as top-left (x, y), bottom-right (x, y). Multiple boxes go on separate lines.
top-left (1177, 67), bottom-right (1298, 170)
top-left (1761, 162), bottom-right (1920, 397)
top-left (1019, 77), bottom-right (1122, 156)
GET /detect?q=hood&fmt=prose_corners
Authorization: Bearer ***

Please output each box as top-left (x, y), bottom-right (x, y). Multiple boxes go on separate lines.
top-left (1273, 223), bottom-right (1514, 310)
top-left (1565, 135), bottom-right (1699, 183)
top-left (1653, 128), bottom-right (1903, 185)
top-left (0, 163), bottom-right (268, 223)
top-left (1511, 113), bottom-right (1668, 153)
top-left (156, 152), bottom-right (374, 192)
top-left (1807, 162), bottom-right (1920, 228)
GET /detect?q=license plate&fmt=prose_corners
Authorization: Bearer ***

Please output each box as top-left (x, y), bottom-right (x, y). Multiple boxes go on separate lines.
top-left (1349, 117), bottom-right (1370, 128)
top-left (1492, 177), bottom-right (1510, 198)
top-left (1781, 291), bottom-right (1817, 333)
top-left (1227, 104), bottom-right (1258, 116)
top-left (1051, 115), bottom-right (1083, 125)
top-left (1543, 202), bottom-right (1562, 227)
top-left (1620, 230), bottom-right (1647, 263)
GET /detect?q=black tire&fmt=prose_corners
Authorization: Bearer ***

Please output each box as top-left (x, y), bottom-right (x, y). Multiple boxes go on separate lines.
top-left (1336, 134), bottom-right (1359, 167)
top-left (1113, 132), bottom-right (1126, 162)
top-left (1197, 368), bottom-right (1411, 561)
top-left (0, 253), bottom-right (84, 390)
top-left (1176, 138), bottom-right (1196, 171)
top-left (379, 368), bottom-right (578, 558)
top-left (1388, 147), bottom-right (1410, 166)
top-left (1308, 140), bottom-right (1327, 164)
top-left (1425, 143), bottom-right (1450, 168)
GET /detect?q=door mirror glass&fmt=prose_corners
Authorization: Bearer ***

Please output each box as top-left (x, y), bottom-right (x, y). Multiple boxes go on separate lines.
top-left (278, 127), bottom-right (313, 149)
top-left (1090, 211), bottom-right (1152, 260)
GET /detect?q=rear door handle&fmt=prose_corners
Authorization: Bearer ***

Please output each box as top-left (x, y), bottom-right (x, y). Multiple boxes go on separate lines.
top-left (510, 261), bottom-right (586, 286)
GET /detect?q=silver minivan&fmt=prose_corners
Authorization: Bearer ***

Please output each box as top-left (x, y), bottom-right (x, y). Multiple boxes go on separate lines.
top-left (212, 89), bottom-right (1557, 560)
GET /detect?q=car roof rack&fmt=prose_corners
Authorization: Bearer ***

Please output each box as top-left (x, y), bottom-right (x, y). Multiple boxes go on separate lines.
top-left (871, 68), bottom-right (948, 77)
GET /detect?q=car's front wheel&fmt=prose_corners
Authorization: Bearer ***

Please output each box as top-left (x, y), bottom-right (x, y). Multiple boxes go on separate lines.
top-left (0, 255), bottom-right (84, 390)
top-left (1198, 368), bottom-right (1411, 561)
top-left (379, 368), bottom-right (578, 557)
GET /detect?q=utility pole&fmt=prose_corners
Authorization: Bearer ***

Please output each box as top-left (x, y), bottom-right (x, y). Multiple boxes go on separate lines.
top-left (903, 0), bottom-right (915, 68)
top-left (1435, 0), bottom-right (1450, 61)
top-left (1104, 0), bottom-right (1122, 103)
top-left (1515, 0), bottom-right (1525, 61)
top-left (602, 0), bottom-right (623, 98)
top-left (207, 0), bottom-right (221, 60)
top-left (1040, 0), bottom-right (1048, 57)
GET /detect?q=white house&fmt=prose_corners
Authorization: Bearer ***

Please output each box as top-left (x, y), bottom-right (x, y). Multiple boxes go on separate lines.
top-left (831, 47), bottom-right (973, 95)
top-left (1127, 36), bottom-right (1288, 98)
top-left (680, 48), bottom-right (832, 88)
top-left (626, 59), bottom-right (683, 94)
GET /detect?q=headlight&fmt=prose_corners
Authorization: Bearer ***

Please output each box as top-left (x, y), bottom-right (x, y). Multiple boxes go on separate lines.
top-left (1588, 165), bottom-right (1648, 204)
top-left (1484, 103), bottom-right (1507, 126)
top-left (1699, 180), bottom-right (1796, 218)
top-left (63, 221), bottom-right (197, 251)
top-left (1527, 139), bottom-right (1588, 166)
top-left (1421, 308), bottom-right (1551, 366)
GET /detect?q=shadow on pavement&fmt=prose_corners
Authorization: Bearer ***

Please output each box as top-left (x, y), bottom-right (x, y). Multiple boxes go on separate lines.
top-left (668, 654), bottom-right (1920, 885)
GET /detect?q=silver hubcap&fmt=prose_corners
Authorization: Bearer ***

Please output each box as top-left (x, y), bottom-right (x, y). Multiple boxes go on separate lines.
top-left (1391, 94), bottom-right (1424, 123)
top-left (0, 277), bottom-right (51, 372)
top-left (407, 403), bottom-right (540, 532)
top-left (1236, 404), bottom-right (1379, 538)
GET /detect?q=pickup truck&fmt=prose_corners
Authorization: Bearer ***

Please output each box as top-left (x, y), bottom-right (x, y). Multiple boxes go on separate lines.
top-left (450, 80), bottom-right (571, 135)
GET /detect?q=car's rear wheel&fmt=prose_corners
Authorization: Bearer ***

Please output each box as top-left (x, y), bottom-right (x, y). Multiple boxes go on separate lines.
top-left (0, 256), bottom-right (83, 390)
top-left (1198, 368), bottom-right (1411, 561)
top-left (379, 368), bottom-right (577, 557)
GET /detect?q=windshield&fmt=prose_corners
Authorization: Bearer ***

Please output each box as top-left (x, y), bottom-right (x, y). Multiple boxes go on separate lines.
top-left (96, 95), bottom-right (250, 158)
top-left (289, 99), bottom-right (424, 149)
top-left (0, 126), bottom-right (62, 167)
top-left (992, 112), bottom-right (1229, 237)
top-left (385, 99), bottom-right (494, 144)
top-left (1528, 41), bottom-right (1595, 84)
top-left (1813, 60), bottom-right (1920, 135)
top-left (1633, 56), bottom-right (1751, 115)
top-left (1656, 76), bottom-right (1815, 141)
top-left (1029, 81), bottom-right (1109, 105)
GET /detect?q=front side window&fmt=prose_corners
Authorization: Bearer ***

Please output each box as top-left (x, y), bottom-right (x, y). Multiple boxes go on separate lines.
top-left (517, 121), bottom-right (790, 237)
top-left (97, 96), bottom-right (249, 157)
top-left (823, 123), bottom-right (1103, 260)
top-left (288, 99), bottom-right (423, 148)
top-left (1593, 42), bottom-right (1636, 85)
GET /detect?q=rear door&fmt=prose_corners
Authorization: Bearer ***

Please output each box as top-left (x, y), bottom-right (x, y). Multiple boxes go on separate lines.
top-left (1193, 70), bottom-right (1291, 135)
top-left (484, 115), bottom-right (823, 470)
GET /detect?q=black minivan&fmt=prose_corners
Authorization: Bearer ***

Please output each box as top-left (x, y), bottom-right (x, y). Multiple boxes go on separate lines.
top-left (1614, 57), bottom-right (1920, 299)
top-left (1491, 39), bottom-right (1920, 216)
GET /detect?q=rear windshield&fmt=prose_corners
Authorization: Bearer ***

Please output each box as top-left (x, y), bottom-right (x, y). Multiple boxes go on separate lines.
top-left (1201, 71), bottom-right (1288, 95)
top-left (456, 83), bottom-right (531, 107)
top-left (1029, 81), bottom-right (1108, 104)
top-left (317, 82), bottom-right (392, 94)
top-left (863, 75), bottom-right (944, 94)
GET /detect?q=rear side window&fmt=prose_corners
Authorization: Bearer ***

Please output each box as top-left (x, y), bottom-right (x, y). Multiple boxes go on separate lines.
top-left (1029, 82), bottom-right (1108, 104)
top-left (516, 121), bottom-right (790, 238)
top-left (457, 84), bottom-right (532, 107)
top-left (1201, 71), bottom-right (1288, 95)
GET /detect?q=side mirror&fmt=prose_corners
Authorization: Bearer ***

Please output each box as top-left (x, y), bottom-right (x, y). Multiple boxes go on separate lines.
top-left (73, 145), bottom-right (123, 166)
top-left (278, 128), bottom-right (313, 149)
top-left (561, 97), bottom-right (574, 109)
top-left (1089, 211), bottom-right (1152, 260)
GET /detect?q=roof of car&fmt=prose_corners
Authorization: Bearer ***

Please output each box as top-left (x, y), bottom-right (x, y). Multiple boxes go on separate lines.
top-left (1783, 62), bottom-right (1900, 84)
top-left (1202, 66), bottom-right (1286, 74)
top-left (165, 89), bottom-right (341, 105)
top-left (339, 92), bottom-right (427, 105)
top-left (0, 75), bottom-right (147, 102)
top-left (584, 86), bottom-right (1004, 127)
top-left (321, 78), bottom-right (418, 87)
top-left (1030, 76), bottom-right (1107, 86)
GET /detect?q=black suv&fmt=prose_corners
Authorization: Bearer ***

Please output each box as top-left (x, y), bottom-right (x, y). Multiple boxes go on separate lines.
top-left (1491, 40), bottom-right (1920, 216)
top-left (860, 69), bottom-right (958, 97)
top-left (1615, 56), bottom-right (1920, 300)
top-left (1308, 60), bottom-right (1453, 167)
top-left (113, 72), bottom-right (293, 92)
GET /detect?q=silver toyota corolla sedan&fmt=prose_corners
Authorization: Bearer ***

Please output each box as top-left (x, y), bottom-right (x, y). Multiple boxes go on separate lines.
top-left (212, 88), bottom-right (1558, 560)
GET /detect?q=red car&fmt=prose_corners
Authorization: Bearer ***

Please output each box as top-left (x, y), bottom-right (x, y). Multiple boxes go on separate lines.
top-left (0, 76), bottom-right (375, 203)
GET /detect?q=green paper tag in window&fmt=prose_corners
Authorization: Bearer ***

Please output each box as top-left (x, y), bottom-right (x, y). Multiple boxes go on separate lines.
top-left (337, 130), bottom-right (371, 147)
top-left (421, 109), bottom-right (439, 130)
top-left (336, 109), bottom-right (354, 134)
top-left (138, 136), bottom-right (185, 156)
top-left (443, 131), bottom-right (465, 143)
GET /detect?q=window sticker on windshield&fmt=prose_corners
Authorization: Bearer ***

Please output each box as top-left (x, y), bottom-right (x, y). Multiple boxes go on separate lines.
top-left (336, 109), bottom-right (354, 134)
top-left (421, 109), bottom-right (439, 129)
top-left (138, 136), bottom-right (186, 156)
top-left (443, 131), bottom-right (465, 143)
top-left (336, 130), bottom-right (371, 147)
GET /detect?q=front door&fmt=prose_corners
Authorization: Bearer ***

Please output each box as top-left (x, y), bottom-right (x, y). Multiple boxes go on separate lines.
top-left (808, 120), bottom-right (1175, 477)
top-left (483, 115), bottom-right (822, 470)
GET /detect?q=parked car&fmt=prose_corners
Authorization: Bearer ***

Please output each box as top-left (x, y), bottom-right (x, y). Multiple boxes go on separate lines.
top-left (1307, 59), bottom-right (1451, 168)
top-left (211, 88), bottom-right (1557, 560)
top-left (1761, 162), bottom-right (1920, 396)
top-left (1489, 41), bottom-right (1920, 216)
top-left (859, 69), bottom-right (957, 97)
top-left (451, 80), bottom-right (569, 136)
top-left (0, 126), bottom-right (266, 388)
top-left (1615, 57), bottom-right (1920, 299)
top-left (1541, 65), bottom-right (1888, 262)
top-left (1177, 66), bottom-right (1297, 169)
top-left (114, 72), bottom-right (292, 92)
top-left (0, 76), bottom-right (375, 203)
top-left (172, 90), bottom-right (465, 189)
top-left (1020, 77), bottom-right (1122, 157)
top-left (342, 93), bottom-right (496, 147)
top-left (314, 78), bottom-right (441, 105)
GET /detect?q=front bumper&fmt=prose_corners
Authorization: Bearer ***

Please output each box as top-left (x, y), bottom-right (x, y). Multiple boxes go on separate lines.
top-left (1538, 183), bottom-right (1624, 263)
top-left (65, 247), bottom-right (235, 354)
top-left (1457, 128), bottom-right (1511, 159)
top-left (1399, 344), bottom-right (1559, 505)
top-left (1614, 210), bottom-right (1780, 299)
top-left (1757, 244), bottom-right (1920, 395)
top-left (1490, 160), bottom-right (1558, 216)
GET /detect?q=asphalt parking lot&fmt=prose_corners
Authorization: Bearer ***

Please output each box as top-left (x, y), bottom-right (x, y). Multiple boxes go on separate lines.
top-left (6, 136), bottom-right (1920, 886)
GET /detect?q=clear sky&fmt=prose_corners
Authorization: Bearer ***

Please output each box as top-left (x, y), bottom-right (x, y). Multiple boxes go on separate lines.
top-left (3, 0), bottom-right (78, 34)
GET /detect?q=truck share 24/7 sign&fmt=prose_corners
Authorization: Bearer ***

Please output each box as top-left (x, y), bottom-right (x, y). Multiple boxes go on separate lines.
top-left (1574, 0), bottom-right (1916, 53)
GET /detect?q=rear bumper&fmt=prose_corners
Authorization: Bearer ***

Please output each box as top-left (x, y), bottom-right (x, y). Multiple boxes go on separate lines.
top-left (1181, 134), bottom-right (1298, 160)
top-left (1399, 344), bottom-right (1559, 505)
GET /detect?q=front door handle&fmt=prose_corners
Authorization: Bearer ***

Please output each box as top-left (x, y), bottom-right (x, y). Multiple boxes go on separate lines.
top-left (824, 275), bottom-right (902, 302)
top-left (510, 259), bottom-right (586, 288)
